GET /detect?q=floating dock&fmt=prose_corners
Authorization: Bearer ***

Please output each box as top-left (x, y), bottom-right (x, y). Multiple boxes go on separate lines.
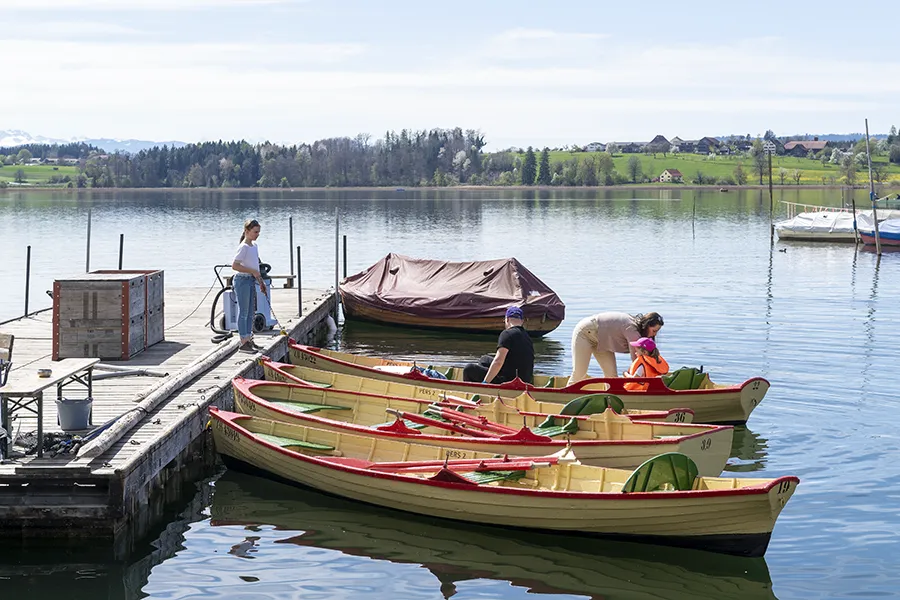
top-left (0, 286), bottom-right (335, 548)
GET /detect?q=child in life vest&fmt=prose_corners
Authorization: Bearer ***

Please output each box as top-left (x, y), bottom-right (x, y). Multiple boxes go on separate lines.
top-left (623, 337), bottom-right (669, 391)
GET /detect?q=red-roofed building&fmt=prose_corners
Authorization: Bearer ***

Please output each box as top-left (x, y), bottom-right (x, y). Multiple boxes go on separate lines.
top-left (660, 169), bottom-right (684, 183)
top-left (783, 139), bottom-right (829, 156)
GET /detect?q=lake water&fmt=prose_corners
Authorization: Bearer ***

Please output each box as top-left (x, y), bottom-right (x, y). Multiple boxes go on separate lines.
top-left (1, 187), bottom-right (899, 599)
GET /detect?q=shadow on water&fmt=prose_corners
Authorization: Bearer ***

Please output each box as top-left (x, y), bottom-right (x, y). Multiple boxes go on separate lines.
top-left (725, 426), bottom-right (769, 473)
top-left (209, 470), bottom-right (777, 600)
top-left (337, 319), bottom-right (569, 374)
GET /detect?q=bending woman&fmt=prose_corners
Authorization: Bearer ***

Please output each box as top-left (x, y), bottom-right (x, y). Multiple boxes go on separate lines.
top-left (231, 219), bottom-right (267, 353)
top-left (569, 311), bottom-right (664, 382)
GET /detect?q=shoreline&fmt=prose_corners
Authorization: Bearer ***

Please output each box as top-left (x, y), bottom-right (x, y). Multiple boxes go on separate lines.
top-left (2, 183), bottom-right (896, 193)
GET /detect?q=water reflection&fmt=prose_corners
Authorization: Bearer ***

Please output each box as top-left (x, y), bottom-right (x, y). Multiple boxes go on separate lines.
top-left (725, 426), bottom-right (769, 473)
top-left (210, 471), bottom-right (777, 600)
top-left (338, 319), bottom-right (569, 374)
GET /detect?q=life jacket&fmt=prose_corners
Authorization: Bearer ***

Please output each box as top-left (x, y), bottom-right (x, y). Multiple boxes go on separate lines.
top-left (624, 354), bottom-right (670, 391)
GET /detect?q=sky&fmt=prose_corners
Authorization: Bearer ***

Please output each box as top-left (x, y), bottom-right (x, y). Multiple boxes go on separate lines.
top-left (2, 0), bottom-right (899, 150)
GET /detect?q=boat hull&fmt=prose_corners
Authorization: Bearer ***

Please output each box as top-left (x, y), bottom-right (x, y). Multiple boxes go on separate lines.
top-left (232, 378), bottom-right (732, 475)
top-left (210, 409), bottom-right (797, 557)
top-left (859, 231), bottom-right (900, 246)
top-left (287, 344), bottom-right (768, 424)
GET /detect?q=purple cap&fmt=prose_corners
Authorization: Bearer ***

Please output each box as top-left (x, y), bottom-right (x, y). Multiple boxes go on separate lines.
top-left (505, 306), bottom-right (524, 320)
top-left (629, 337), bottom-right (656, 352)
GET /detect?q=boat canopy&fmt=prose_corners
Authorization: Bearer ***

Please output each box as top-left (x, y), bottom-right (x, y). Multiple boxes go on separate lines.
top-left (339, 253), bottom-right (566, 321)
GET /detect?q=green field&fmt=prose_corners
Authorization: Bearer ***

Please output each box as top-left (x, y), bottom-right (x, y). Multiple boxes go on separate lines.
top-left (545, 151), bottom-right (900, 185)
top-left (0, 164), bottom-right (79, 185)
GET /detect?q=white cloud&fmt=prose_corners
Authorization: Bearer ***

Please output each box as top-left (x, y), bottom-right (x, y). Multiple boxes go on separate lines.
top-left (2, 33), bottom-right (899, 147)
top-left (483, 28), bottom-right (608, 61)
top-left (0, 0), bottom-right (294, 10)
top-left (2, 20), bottom-right (147, 38)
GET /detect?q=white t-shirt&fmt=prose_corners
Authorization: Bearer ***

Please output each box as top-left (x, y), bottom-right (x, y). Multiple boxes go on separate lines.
top-left (233, 242), bottom-right (260, 273)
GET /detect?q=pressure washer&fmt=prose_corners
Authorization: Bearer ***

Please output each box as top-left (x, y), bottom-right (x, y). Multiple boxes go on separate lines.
top-left (209, 263), bottom-right (280, 344)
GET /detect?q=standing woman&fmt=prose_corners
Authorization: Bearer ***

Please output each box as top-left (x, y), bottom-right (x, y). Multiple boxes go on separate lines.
top-left (232, 219), bottom-right (267, 353)
top-left (569, 312), bottom-right (664, 382)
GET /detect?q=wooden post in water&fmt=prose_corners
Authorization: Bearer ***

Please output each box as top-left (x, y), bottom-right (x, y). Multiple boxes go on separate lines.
top-left (118, 234), bottom-right (124, 270)
top-left (296, 246), bottom-right (302, 317)
top-left (85, 209), bottom-right (92, 272)
top-left (343, 234), bottom-right (347, 279)
top-left (849, 186), bottom-right (861, 245)
top-left (24, 245), bottom-right (31, 317)
top-left (864, 119), bottom-right (881, 255)
top-left (334, 206), bottom-right (340, 321)
top-left (288, 216), bottom-right (294, 283)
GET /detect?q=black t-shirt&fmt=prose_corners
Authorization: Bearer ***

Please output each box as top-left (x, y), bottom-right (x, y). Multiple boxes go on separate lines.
top-left (494, 326), bottom-right (534, 384)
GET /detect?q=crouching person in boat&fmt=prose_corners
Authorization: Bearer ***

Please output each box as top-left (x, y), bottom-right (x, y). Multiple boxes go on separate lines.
top-left (623, 337), bottom-right (669, 391)
top-left (463, 306), bottom-right (534, 385)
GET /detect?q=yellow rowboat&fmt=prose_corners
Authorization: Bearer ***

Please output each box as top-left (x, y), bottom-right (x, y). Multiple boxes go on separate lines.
top-left (288, 343), bottom-right (769, 424)
top-left (232, 377), bottom-right (733, 475)
top-left (210, 408), bottom-right (798, 557)
top-left (261, 358), bottom-right (695, 423)
top-left (211, 470), bottom-right (779, 600)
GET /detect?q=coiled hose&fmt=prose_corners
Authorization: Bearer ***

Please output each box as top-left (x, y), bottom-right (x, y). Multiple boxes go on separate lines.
top-left (210, 286), bottom-right (234, 344)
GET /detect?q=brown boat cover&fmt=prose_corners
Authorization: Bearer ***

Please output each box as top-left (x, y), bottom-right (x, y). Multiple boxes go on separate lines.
top-left (339, 253), bottom-right (565, 321)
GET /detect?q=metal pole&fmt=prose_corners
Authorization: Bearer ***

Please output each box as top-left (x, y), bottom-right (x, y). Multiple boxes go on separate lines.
top-left (118, 233), bottom-right (124, 270)
top-left (296, 246), bottom-right (302, 317)
top-left (334, 206), bottom-right (340, 320)
top-left (767, 152), bottom-right (774, 229)
top-left (85, 208), bottom-right (92, 272)
top-left (342, 234), bottom-right (347, 279)
top-left (864, 119), bottom-right (881, 256)
top-left (24, 245), bottom-right (31, 317)
top-left (288, 216), bottom-right (294, 281)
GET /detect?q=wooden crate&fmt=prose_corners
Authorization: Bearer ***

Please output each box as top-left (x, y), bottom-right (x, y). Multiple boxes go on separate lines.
top-left (52, 270), bottom-right (164, 361)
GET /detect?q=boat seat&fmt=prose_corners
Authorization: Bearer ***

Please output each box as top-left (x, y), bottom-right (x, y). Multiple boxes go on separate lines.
top-left (465, 470), bottom-right (526, 485)
top-left (662, 367), bottom-right (710, 391)
top-left (534, 415), bottom-right (580, 437)
top-left (270, 401), bottom-right (351, 414)
top-left (621, 452), bottom-right (699, 493)
top-left (559, 393), bottom-right (625, 416)
top-left (256, 433), bottom-right (335, 452)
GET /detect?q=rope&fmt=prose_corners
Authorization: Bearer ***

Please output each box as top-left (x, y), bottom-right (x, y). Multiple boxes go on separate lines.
top-left (165, 277), bottom-right (221, 331)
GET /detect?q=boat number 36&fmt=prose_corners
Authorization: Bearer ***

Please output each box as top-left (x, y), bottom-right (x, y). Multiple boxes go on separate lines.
top-left (700, 438), bottom-right (712, 451)
top-left (672, 412), bottom-right (687, 423)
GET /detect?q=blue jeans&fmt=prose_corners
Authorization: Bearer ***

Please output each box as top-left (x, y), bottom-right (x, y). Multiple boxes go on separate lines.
top-left (233, 274), bottom-right (256, 339)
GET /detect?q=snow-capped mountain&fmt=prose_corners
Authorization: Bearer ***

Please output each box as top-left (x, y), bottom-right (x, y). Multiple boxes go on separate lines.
top-left (0, 129), bottom-right (186, 153)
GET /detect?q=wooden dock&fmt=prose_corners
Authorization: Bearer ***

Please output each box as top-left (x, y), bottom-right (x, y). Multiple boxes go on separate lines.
top-left (0, 285), bottom-right (336, 543)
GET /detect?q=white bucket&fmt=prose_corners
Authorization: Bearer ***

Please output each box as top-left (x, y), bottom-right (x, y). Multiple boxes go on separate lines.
top-left (56, 397), bottom-right (93, 431)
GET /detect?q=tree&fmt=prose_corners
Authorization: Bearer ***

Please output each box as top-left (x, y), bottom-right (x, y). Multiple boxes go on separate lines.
top-left (521, 146), bottom-right (537, 185)
top-left (779, 167), bottom-right (787, 185)
top-left (606, 142), bottom-right (619, 155)
top-left (14, 168), bottom-right (26, 183)
top-left (627, 155), bottom-right (642, 183)
top-left (889, 144), bottom-right (900, 164)
top-left (733, 163), bottom-right (748, 185)
top-left (16, 149), bottom-right (32, 164)
top-left (841, 154), bottom-right (857, 185)
top-left (792, 169), bottom-right (802, 185)
top-left (536, 147), bottom-right (551, 185)
top-left (763, 130), bottom-right (777, 141)
top-left (750, 139), bottom-right (767, 184)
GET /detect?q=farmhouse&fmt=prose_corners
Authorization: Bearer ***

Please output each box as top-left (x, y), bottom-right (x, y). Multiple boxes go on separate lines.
top-left (659, 169), bottom-right (684, 183)
top-left (783, 139), bottom-right (829, 157)
top-left (696, 137), bottom-right (721, 154)
top-left (584, 142), bottom-right (606, 152)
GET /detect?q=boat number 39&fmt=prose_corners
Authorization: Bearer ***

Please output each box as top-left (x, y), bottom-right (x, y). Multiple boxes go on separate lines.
top-left (700, 438), bottom-right (712, 451)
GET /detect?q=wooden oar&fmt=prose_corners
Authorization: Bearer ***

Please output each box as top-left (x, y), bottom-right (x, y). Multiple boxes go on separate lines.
top-left (384, 408), bottom-right (497, 438)
top-left (422, 405), bottom-right (519, 435)
top-left (368, 456), bottom-right (559, 474)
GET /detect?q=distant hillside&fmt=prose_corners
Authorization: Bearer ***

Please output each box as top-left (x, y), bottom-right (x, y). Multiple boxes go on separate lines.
top-left (0, 129), bottom-right (186, 153)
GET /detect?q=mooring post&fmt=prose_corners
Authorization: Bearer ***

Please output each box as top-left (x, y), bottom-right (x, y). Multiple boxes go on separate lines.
top-left (343, 234), bottom-right (347, 279)
top-left (24, 245), bottom-right (32, 317)
top-left (118, 233), bottom-right (124, 270)
top-left (85, 208), bottom-right (92, 272)
top-left (334, 206), bottom-right (340, 321)
top-left (296, 245), bottom-right (302, 317)
top-left (288, 216), bottom-right (294, 283)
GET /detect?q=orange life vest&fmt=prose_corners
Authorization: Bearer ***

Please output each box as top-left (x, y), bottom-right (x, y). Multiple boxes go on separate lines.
top-left (623, 354), bottom-right (670, 391)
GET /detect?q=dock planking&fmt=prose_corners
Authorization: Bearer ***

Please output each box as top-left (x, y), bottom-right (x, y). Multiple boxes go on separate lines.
top-left (0, 286), bottom-right (336, 538)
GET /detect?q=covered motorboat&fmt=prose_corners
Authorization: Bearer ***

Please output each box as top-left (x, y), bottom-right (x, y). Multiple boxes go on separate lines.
top-left (775, 203), bottom-right (900, 243)
top-left (339, 254), bottom-right (565, 336)
top-left (859, 218), bottom-right (900, 247)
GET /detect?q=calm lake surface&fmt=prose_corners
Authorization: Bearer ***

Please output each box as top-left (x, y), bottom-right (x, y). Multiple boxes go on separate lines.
top-left (1, 187), bottom-right (898, 599)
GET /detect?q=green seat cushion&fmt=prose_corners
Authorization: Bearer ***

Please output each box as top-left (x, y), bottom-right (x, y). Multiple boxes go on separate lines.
top-left (622, 452), bottom-right (699, 493)
top-left (270, 401), bottom-right (351, 414)
top-left (256, 433), bottom-right (335, 452)
top-left (559, 394), bottom-right (625, 416)
top-left (661, 367), bottom-right (710, 391)
top-left (465, 470), bottom-right (526, 485)
top-left (534, 415), bottom-right (580, 437)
